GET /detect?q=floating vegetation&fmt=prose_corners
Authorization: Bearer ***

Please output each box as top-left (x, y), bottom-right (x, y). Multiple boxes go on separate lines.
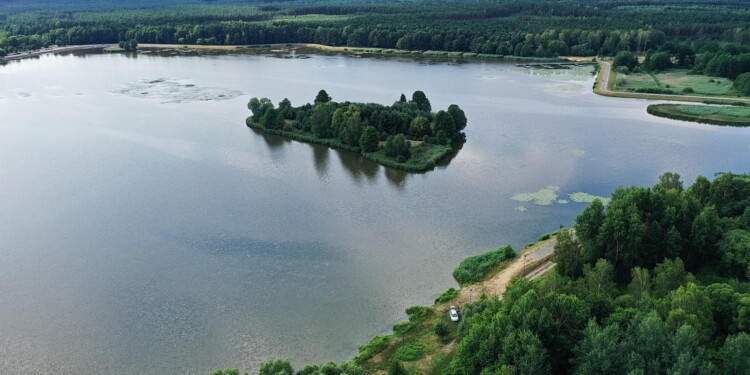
top-left (557, 199), bottom-right (569, 204)
top-left (114, 78), bottom-right (242, 103)
top-left (542, 83), bottom-right (585, 95)
top-left (515, 206), bottom-right (527, 212)
top-left (571, 149), bottom-right (586, 157)
top-left (569, 192), bottom-right (611, 205)
top-left (512, 186), bottom-right (560, 205)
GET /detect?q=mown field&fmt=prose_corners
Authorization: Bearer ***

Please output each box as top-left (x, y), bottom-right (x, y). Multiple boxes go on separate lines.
top-left (614, 69), bottom-right (739, 97)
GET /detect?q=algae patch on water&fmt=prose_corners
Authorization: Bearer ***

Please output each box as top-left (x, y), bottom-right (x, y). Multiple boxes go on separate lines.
top-left (512, 186), bottom-right (560, 205)
top-left (571, 149), bottom-right (585, 157)
top-left (512, 186), bottom-right (610, 211)
top-left (114, 78), bottom-right (242, 103)
top-left (569, 192), bottom-right (611, 205)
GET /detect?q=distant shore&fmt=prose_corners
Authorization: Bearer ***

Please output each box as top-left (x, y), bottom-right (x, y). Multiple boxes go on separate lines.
top-left (0, 44), bottom-right (113, 62)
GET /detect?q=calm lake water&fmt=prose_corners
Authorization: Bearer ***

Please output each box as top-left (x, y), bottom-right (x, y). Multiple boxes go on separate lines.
top-left (1, 50), bottom-right (749, 374)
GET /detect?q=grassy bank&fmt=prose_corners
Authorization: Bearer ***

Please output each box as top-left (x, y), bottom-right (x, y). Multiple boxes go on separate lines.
top-left (353, 237), bottom-right (556, 375)
top-left (594, 63), bottom-right (750, 104)
top-left (615, 69), bottom-right (737, 97)
top-left (246, 118), bottom-right (453, 172)
top-left (647, 104), bottom-right (750, 126)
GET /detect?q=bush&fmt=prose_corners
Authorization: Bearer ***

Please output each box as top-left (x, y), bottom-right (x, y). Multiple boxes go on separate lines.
top-left (434, 288), bottom-right (459, 305)
top-left (394, 342), bottom-right (424, 361)
top-left (434, 321), bottom-right (451, 342)
top-left (393, 321), bottom-right (413, 335)
top-left (634, 87), bottom-right (676, 94)
top-left (406, 306), bottom-right (430, 321)
top-left (355, 335), bottom-right (391, 363)
top-left (682, 87), bottom-right (694, 93)
top-left (734, 72), bottom-right (750, 96)
top-left (452, 246), bottom-right (516, 285)
top-left (538, 233), bottom-right (552, 241)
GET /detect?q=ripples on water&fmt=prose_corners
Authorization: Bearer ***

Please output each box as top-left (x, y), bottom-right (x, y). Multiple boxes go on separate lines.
top-left (0, 52), bottom-right (748, 374)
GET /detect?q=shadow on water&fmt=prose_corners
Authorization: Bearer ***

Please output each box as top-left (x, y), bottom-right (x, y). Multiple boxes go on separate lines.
top-left (249, 126), bottom-right (466, 189)
top-left (436, 136), bottom-right (466, 169)
top-left (312, 144), bottom-right (330, 177)
top-left (335, 148), bottom-right (380, 185)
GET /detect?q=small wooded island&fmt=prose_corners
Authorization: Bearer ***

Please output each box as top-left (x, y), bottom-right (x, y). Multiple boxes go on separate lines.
top-left (246, 90), bottom-right (466, 172)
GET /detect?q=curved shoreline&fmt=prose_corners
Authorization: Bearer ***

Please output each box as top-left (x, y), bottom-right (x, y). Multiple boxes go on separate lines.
top-left (593, 61), bottom-right (750, 104)
top-left (646, 104), bottom-right (750, 126)
top-left (246, 118), bottom-right (455, 173)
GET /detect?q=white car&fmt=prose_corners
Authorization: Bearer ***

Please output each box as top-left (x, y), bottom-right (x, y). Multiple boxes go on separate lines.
top-left (449, 306), bottom-right (460, 322)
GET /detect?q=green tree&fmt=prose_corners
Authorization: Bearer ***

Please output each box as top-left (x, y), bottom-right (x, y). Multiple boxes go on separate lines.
top-left (583, 259), bottom-right (615, 297)
top-left (666, 283), bottom-right (715, 343)
top-left (432, 110), bottom-right (456, 137)
top-left (384, 134), bottom-right (411, 162)
top-left (447, 104), bottom-right (467, 132)
top-left (689, 175), bottom-right (711, 204)
top-left (310, 104), bottom-right (331, 138)
top-left (719, 230), bottom-right (750, 278)
top-left (653, 258), bottom-right (694, 298)
top-left (411, 90), bottom-right (431, 112)
top-left (720, 333), bottom-right (750, 375)
top-left (338, 111), bottom-right (364, 147)
top-left (408, 116), bottom-right (430, 138)
top-left (261, 107), bottom-right (284, 130)
top-left (614, 50), bottom-right (638, 71)
top-left (399, 93), bottom-right (407, 103)
top-left (658, 172), bottom-right (683, 192)
top-left (648, 51), bottom-right (672, 71)
top-left (554, 230), bottom-right (584, 278)
top-left (259, 360), bottom-right (293, 375)
top-left (501, 330), bottom-right (552, 375)
top-left (686, 205), bottom-right (721, 271)
top-left (314, 89), bottom-right (332, 104)
top-left (628, 267), bottom-right (651, 300)
top-left (734, 72), bottom-right (750, 96)
top-left (278, 98), bottom-right (294, 120)
top-left (359, 126), bottom-right (379, 152)
top-left (575, 199), bottom-right (606, 264)
top-left (248, 97), bottom-right (274, 122)
top-left (433, 320), bottom-right (450, 342)
top-left (572, 321), bottom-right (627, 375)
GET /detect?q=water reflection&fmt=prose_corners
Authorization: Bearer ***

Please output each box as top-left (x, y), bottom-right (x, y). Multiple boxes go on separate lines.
top-left (335, 149), bottom-right (379, 185)
top-left (312, 144), bottom-right (330, 177)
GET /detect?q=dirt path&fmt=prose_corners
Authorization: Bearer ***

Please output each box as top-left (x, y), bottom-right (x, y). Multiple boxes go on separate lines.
top-left (595, 61), bottom-right (750, 104)
top-left (456, 239), bottom-right (557, 305)
top-left (0, 44), bottom-right (113, 62)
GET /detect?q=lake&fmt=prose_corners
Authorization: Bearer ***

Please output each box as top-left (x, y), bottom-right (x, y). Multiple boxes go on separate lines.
top-left (1, 50), bottom-right (748, 374)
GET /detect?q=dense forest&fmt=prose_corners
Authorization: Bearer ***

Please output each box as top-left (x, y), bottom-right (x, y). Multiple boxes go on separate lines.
top-left (246, 90), bottom-right (465, 170)
top-left (227, 172), bottom-right (750, 375)
top-left (2, 0), bottom-right (750, 77)
top-left (447, 172), bottom-right (750, 375)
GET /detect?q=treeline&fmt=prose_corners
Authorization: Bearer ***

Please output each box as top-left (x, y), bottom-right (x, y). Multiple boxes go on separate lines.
top-left (612, 40), bottom-right (750, 88)
top-left (445, 172), bottom-right (750, 374)
top-left (247, 90), bottom-right (466, 162)
top-left (2, 0), bottom-right (750, 58)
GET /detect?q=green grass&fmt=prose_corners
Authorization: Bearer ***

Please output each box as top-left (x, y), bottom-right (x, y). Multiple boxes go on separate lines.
top-left (615, 69), bottom-right (739, 97)
top-left (394, 342), bottom-right (424, 361)
top-left (675, 105), bottom-right (750, 118)
top-left (647, 104), bottom-right (750, 126)
top-left (452, 245), bottom-right (516, 286)
top-left (434, 288), bottom-right (458, 305)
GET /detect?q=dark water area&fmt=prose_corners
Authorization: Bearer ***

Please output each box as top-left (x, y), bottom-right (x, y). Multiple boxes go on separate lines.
top-left (1, 51), bottom-right (748, 374)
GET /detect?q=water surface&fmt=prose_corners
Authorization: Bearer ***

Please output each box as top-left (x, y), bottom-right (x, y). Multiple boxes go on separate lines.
top-left (1, 51), bottom-right (748, 374)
